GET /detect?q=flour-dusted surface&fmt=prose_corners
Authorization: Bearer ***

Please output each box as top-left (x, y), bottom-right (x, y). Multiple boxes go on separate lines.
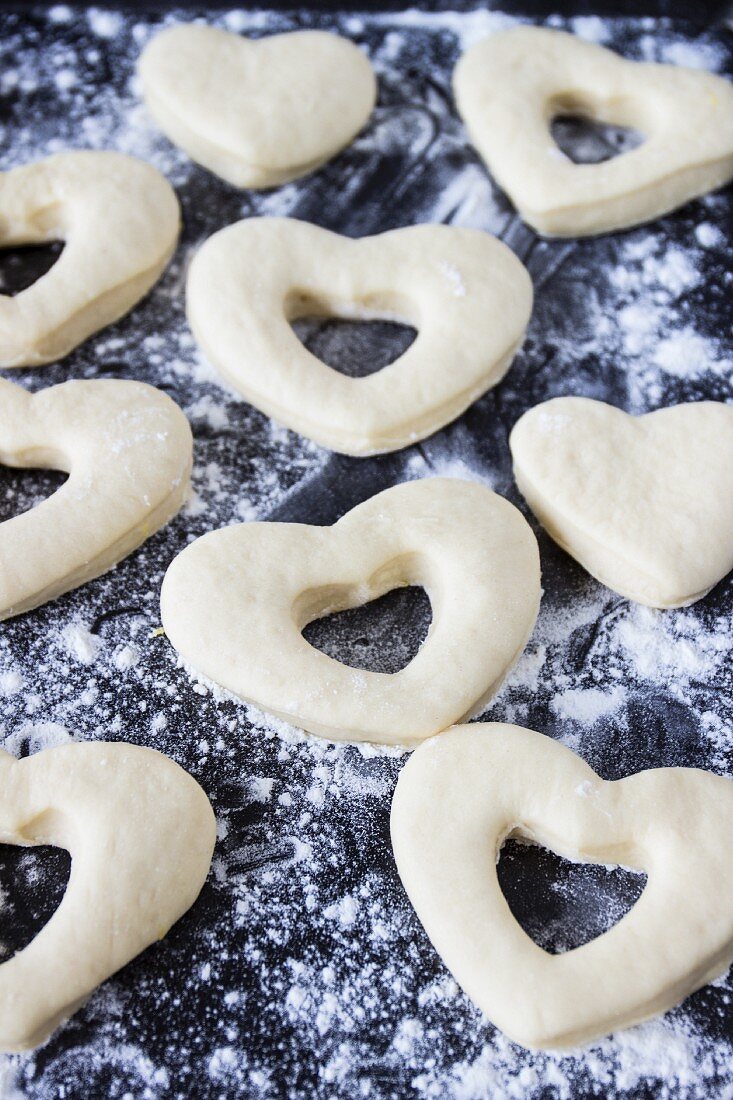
top-left (0, 6), bottom-right (732, 1098)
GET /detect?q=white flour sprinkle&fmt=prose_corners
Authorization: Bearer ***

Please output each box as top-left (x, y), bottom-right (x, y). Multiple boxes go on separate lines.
top-left (552, 686), bottom-right (627, 724)
top-left (61, 622), bottom-right (103, 665)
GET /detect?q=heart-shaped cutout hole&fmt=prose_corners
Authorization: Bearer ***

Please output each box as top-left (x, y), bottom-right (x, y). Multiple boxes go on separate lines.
top-left (0, 377), bottom-right (192, 621)
top-left (291, 313), bottom-right (418, 379)
top-left (302, 584), bottom-right (432, 673)
top-left (187, 218), bottom-right (533, 455)
top-left (0, 152), bottom-right (179, 367)
top-left (0, 241), bottom-right (65, 298)
top-left (138, 24), bottom-right (377, 188)
top-left (391, 722), bottom-right (733, 1049)
top-left (550, 108), bottom-right (644, 165)
top-left (510, 396), bottom-right (733, 608)
top-left (0, 742), bottom-right (215, 1052)
top-left (454, 26), bottom-right (733, 235)
top-left (0, 843), bottom-right (71, 964)
top-left (0, 465), bottom-right (68, 524)
top-left (497, 832), bottom-right (646, 955)
top-left (161, 478), bottom-right (540, 745)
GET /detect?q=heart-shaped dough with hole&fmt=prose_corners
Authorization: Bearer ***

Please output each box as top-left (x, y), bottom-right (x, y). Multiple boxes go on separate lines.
top-left (391, 722), bottom-right (733, 1050)
top-left (453, 26), bottom-right (733, 237)
top-left (138, 24), bottom-right (376, 188)
top-left (510, 397), bottom-right (733, 608)
top-left (0, 152), bottom-right (180, 367)
top-left (186, 218), bottom-right (533, 455)
top-left (0, 740), bottom-right (215, 1051)
top-left (160, 478), bottom-right (541, 745)
top-left (0, 377), bottom-right (192, 620)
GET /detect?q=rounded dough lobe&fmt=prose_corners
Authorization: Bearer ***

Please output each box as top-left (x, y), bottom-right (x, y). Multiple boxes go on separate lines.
top-left (0, 152), bottom-right (180, 367)
top-left (509, 397), bottom-right (733, 608)
top-left (453, 26), bottom-right (733, 236)
top-left (391, 722), bottom-right (733, 1049)
top-left (0, 377), bottom-right (193, 620)
top-left (138, 24), bottom-right (377, 187)
top-left (0, 740), bottom-right (215, 1052)
top-left (186, 218), bottom-right (533, 455)
top-left (160, 478), bottom-right (541, 746)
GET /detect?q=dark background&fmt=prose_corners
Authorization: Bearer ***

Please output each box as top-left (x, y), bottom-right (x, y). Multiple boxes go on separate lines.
top-left (2, 0), bottom-right (733, 18)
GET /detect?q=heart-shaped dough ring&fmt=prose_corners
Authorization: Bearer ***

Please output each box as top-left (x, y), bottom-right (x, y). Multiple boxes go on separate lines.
top-left (391, 722), bottom-right (733, 1050)
top-left (510, 397), bottom-right (733, 608)
top-left (139, 25), bottom-right (377, 188)
top-left (0, 151), bottom-right (180, 367)
top-left (186, 218), bottom-right (533, 455)
top-left (0, 377), bottom-right (192, 620)
top-left (161, 478), bottom-right (541, 745)
top-left (0, 740), bottom-right (215, 1051)
top-left (454, 26), bottom-right (733, 236)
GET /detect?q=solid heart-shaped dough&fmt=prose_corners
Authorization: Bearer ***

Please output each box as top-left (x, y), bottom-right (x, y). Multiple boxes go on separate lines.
top-left (0, 740), bottom-right (215, 1051)
top-left (453, 26), bottom-right (733, 236)
top-left (138, 24), bottom-right (377, 188)
top-left (0, 377), bottom-right (192, 619)
top-left (186, 218), bottom-right (533, 455)
top-left (391, 722), bottom-right (733, 1050)
top-left (0, 152), bottom-right (180, 367)
top-left (509, 397), bottom-right (733, 608)
top-left (160, 478), bottom-right (541, 745)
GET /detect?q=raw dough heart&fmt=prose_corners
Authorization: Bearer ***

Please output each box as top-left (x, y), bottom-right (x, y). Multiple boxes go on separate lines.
top-left (509, 397), bottom-right (733, 608)
top-left (453, 26), bottom-right (733, 236)
top-left (0, 740), bottom-right (215, 1051)
top-left (0, 152), bottom-right (180, 367)
top-left (138, 24), bottom-right (376, 188)
top-left (160, 478), bottom-right (541, 746)
top-left (186, 218), bottom-right (533, 455)
top-left (391, 722), bottom-right (733, 1050)
top-left (0, 377), bottom-right (192, 619)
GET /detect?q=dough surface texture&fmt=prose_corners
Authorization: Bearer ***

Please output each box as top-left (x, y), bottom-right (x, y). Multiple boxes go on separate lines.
top-left (138, 25), bottom-right (376, 188)
top-left (186, 218), bottom-right (533, 455)
top-left (391, 722), bottom-right (733, 1050)
top-left (160, 478), bottom-right (541, 745)
top-left (510, 397), bottom-right (733, 608)
top-left (0, 740), bottom-right (215, 1052)
top-left (0, 152), bottom-right (180, 367)
top-left (0, 378), bottom-right (192, 620)
top-left (453, 26), bottom-right (733, 237)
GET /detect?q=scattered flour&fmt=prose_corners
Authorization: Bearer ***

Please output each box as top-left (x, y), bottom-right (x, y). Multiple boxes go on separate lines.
top-left (552, 686), bottom-right (627, 724)
top-left (61, 622), bottom-right (103, 665)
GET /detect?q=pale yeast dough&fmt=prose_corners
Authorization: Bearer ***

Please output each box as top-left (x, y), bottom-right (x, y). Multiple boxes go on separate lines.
top-left (453, 27), bottom-right (733, 236)
top-left (510, 397), bottom-right (733, 608)
top-left (160, 478), bottom-right (541, 746)
top-left (139, 25), bottom-right (376, 188)
top-left (186, 218), bottom-right (533, 455)
top-left (0, 741), bottom-right (215, 1051)
top-left (391, 723), bottom-right (733, 1049)
top-left (0, 152), bottom-right (180, 367)
top-left (0, 378), bottom-right (192, 619)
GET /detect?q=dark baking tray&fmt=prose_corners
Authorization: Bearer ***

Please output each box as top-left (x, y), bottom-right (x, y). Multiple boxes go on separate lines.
top-left (0, 5), bottom-right (731, 1097)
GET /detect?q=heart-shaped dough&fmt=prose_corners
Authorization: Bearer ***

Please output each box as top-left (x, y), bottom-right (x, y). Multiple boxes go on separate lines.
top-left (160, 478), bottom-right (541, 745)
top-left (0, 740), bottom-right (215, 1051)
top-left (186, 218), bottom-right (533, 455)
top-left (0, 377), bottom-right (192, 620)
top-left (0, 152), bottom-right (180, 367)
top-left (509, 397), bottom-right (733, 609)
top-left (453, 27), bottom-right (733, 236)
top-left (391, 722), bottom-right (733, 1050)
top-left (138, 25), bottom-right (377, 188)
